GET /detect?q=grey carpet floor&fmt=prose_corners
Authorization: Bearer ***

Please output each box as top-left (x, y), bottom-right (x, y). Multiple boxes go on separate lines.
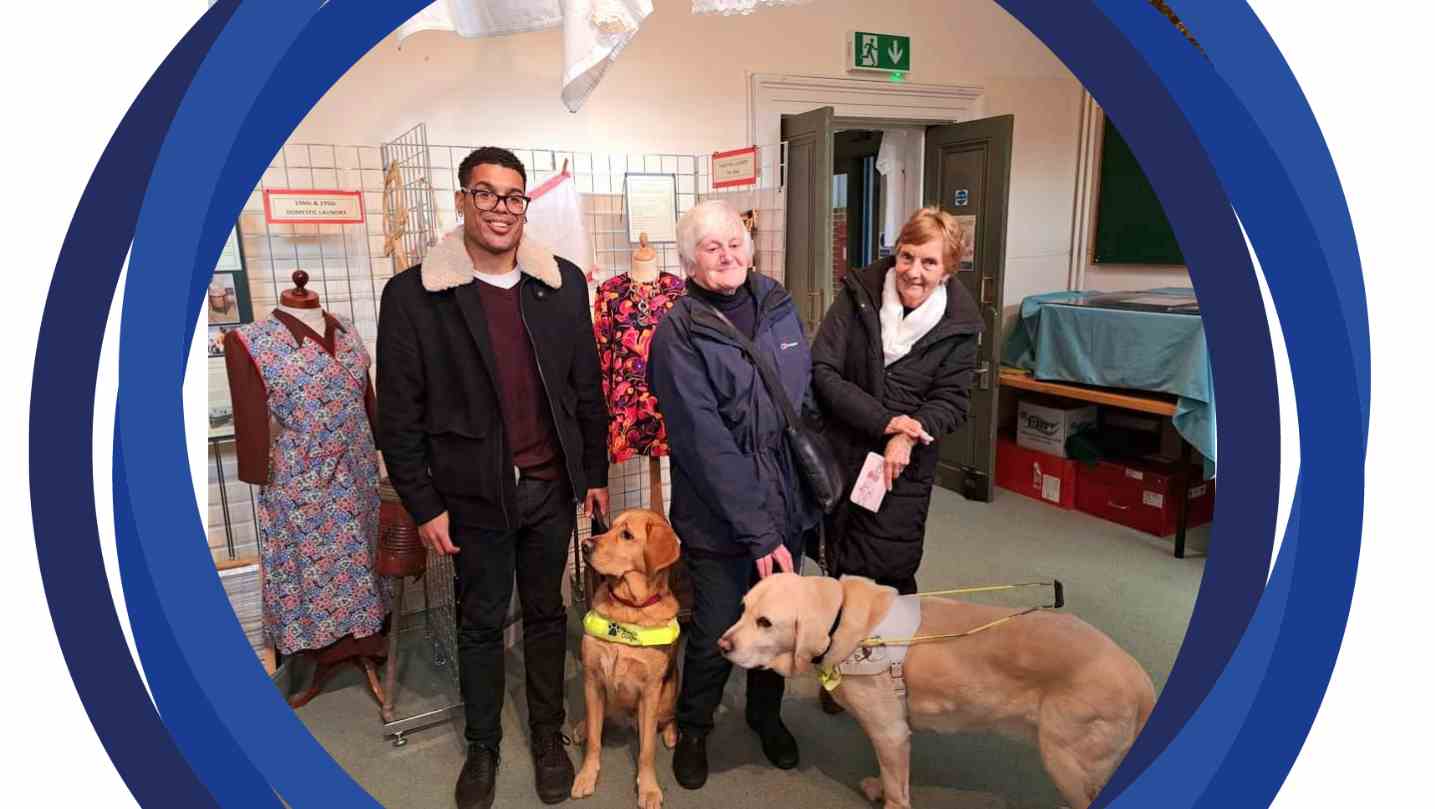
top-left (296, 487), bottom-right (1208, 808)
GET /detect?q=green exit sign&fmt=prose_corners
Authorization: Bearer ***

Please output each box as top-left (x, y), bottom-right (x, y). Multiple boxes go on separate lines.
top-left (851, 31), bottom-right (911, 73)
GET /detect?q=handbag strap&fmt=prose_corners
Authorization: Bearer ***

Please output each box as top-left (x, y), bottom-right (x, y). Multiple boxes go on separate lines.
top-left (698, 306), bottom-right (802, 431)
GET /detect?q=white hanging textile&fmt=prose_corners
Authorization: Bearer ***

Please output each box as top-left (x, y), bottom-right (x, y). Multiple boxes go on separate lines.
top-left (692, 0), bottom-right (813, 15)
top-left (394, 1), bottom-right (652, 113)
top-left (524, 168), bottom-right (597, 282)
top-left (563, 1), bottom-right (652, 113)
top-left (875, 129), bottom-right (917, 251)
top-left (396, 1), bottom-right (561, 42)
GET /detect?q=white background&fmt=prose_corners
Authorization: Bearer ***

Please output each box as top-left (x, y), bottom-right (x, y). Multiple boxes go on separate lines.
top-left (0, 1), bottom-right (1429, 805)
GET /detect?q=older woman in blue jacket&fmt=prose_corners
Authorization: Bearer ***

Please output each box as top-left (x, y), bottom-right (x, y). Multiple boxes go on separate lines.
top-left (647, 200), bottom-right (820, 790)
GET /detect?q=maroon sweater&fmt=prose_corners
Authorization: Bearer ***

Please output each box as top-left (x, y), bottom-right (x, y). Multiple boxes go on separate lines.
top-left (475, 280), bottom-right (563, 480)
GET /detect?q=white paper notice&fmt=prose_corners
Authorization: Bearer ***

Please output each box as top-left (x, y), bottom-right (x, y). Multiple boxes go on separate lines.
top-left (850, 452), bottom-right (888, 512)
top-left (624, 174), bottom-right (678, 243)
top-left (1041, 474), bottom-right (1062, 503)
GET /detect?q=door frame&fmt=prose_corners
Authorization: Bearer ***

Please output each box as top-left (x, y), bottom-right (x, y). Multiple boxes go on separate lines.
top-left (749, 73), bottom-right (986, 147)
top-left (758, 73), bottom-right (987, 313)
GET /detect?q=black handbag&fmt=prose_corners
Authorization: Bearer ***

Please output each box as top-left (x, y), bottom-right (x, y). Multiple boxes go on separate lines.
top-left (699, 308), bottom-right (846, 514)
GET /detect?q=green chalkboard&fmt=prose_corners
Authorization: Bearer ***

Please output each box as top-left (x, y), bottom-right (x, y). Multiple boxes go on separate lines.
top-left (1093, 115), bottom-right (1186, 265)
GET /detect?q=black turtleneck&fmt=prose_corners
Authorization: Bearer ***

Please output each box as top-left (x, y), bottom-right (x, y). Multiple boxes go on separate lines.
top-left (688, 278), bottom-right (757, 339)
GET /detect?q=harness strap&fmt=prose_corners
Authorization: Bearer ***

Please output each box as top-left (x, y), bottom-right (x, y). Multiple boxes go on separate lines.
top-left (862, 606), bottom-right (1043, 648)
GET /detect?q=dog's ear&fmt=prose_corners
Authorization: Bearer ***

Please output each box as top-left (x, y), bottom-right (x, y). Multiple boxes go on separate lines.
top-left (791, 576), bottom-right (844, 675)
top-left (643, 516), bottom-right (682, 576)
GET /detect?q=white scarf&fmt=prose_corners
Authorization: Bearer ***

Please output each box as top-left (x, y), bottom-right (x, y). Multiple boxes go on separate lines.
top-left (881, 268), bottom-right (947, 367)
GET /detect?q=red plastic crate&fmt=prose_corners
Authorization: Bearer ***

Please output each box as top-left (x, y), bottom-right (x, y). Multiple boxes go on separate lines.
top-left (1075, 457), bottom-right (1214, 536)
top-left (996, 436), bottom-right (1078, 509)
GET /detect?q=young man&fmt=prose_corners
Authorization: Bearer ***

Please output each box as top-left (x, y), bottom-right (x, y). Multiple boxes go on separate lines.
top-left (378, 147), bottom-right (609, 809)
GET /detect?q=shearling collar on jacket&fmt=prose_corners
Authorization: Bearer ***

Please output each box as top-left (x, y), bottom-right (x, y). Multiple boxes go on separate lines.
top-left (420, 225), bottom-right (563, 292)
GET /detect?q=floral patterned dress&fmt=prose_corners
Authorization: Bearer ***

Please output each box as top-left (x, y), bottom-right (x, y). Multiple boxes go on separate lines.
top-left (233, 315), bottom-right (387, 655)
top-left (593, 272), bottom-right (686, 461)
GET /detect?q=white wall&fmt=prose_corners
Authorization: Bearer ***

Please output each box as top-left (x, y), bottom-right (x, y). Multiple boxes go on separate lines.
top-left (295, 0), bottom-right (1073, 153)
top-left (293, 0), bottom-right (1092, 315)
top-left (984, 76), bottom-right (1084, 321)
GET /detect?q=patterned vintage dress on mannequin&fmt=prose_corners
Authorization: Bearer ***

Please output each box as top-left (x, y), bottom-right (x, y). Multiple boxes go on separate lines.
top-left (592, 271), bottom-right (686, 462)
top-left (231, 313), bottom-right (388, 656)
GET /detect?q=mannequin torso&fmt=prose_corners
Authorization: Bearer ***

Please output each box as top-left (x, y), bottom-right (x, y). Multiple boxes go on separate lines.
top-left (276, 303), bottom-right (327, 335)
top-left (628, 254), bottom-right (660, 284)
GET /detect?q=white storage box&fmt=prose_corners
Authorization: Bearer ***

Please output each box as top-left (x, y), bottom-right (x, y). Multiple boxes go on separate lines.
top-left (1016, 398), bottom-right (1098, 458)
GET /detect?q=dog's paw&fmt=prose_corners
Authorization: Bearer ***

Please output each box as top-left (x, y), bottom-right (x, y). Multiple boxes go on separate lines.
top-left (637, 782), bottom-right (664, 809)
top-left (572, 764), bottom-right (600, 799)
top-left (860, 776), bottom-right (885, 802)
top-left (661, 723), bottom-right (678, 750)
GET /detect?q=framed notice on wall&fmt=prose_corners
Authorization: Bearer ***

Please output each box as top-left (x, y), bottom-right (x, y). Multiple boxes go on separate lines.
top-left (623, 173), bottom-right (678, 244)
top-left (263, 189), bottom-right (366, 225)
top-left (712, 146), bottom-right (758, 188)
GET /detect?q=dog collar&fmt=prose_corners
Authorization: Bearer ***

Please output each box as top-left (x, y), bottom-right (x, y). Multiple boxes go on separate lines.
top-left (609, 591), bottom-right (665, 609)
top-left (583, 610), bottom-right (680, 647)
top-left (810, 606), bottom-right (845, 665)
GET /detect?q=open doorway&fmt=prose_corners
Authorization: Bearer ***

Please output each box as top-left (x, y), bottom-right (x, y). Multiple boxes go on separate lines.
top-left (785, 108), bottom-right (1014, 501)
top-left (831, 127), bottom-right (926, 291)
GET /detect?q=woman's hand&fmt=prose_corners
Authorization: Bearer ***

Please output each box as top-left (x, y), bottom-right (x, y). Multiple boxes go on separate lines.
top-left (884, 434), bottom-right (914, 490)
top-left (885, 414), bottom-right (926, 440)
top-left (756, 544), bottom-right (795, 579)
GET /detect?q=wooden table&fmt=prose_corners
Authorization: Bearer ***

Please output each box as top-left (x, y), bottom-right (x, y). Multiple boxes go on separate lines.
top-left (999, 367), bottom-right (1198, 558)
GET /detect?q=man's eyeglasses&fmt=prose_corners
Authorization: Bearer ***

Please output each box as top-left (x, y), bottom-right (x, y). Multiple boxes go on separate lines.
top-left (461, 187), bottom-right (530, 215)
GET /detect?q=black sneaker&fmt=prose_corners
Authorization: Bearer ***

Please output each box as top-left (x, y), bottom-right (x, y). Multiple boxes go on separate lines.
top-left (455, 743), bottom-right (499, 809)
top-left (746, 715), bottom-right (799, 769)
top-left (672, 730), bottom-right (709, 790)
top-left (530, 729), bottom-right (575, 804)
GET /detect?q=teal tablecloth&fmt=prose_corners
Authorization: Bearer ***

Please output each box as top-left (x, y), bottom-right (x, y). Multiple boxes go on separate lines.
top-left (1002, 288), bottom-right (1215, 476)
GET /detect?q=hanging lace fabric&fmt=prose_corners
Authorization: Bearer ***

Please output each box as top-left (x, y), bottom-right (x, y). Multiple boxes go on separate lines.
top-left (691, 0), bottom-right (814, 16)
top-left (393, 1), bottom-right (652, 113)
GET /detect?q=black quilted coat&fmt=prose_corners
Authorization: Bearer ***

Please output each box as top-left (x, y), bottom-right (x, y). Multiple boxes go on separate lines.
top-left (811, 258), bottom-right (983, 581)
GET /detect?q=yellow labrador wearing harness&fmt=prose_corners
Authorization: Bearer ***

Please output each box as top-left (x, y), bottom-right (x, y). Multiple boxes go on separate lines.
top-left (719, 574), bottom-right (1155, 809)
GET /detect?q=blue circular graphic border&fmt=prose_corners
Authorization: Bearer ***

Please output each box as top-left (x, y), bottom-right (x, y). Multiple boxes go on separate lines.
top-left (29, 2), bottom-right (1367, 807)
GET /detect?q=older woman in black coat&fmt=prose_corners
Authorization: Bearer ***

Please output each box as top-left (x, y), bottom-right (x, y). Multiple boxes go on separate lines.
top-left (812, 206), bottom-right (983, 600)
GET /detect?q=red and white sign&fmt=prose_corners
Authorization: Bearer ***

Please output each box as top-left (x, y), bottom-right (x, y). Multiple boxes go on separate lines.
top-left (263, 189), bottom-right (365, 224)
top-left (712, 146), bottom-right (758, 188)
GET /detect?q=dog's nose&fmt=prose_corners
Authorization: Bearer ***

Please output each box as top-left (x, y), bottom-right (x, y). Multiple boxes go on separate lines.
top-left (717, 636), bottom-right (733, 653)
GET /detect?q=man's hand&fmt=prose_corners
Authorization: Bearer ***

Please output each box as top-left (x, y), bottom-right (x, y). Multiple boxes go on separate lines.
top-left (884, 434), bottom-right (914, 491)
top-left (417, 511), bottom-right (459, 556)
top-left (583, 487), bottom-right (610, 520)
top-left (756, 544), bottom-right (794, 579)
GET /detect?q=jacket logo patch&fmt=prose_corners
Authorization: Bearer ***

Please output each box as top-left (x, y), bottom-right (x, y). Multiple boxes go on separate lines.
top-left (780, 341), bottom-right (800, 350)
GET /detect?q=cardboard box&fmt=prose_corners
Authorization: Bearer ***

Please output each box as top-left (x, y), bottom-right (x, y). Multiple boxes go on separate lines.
top-left (1075, 457), bottom-right (1215, 537)
top-left (996, 437), bottom-right (1078, 509)
top-left (1016, 398), bottom-right (1098, 458)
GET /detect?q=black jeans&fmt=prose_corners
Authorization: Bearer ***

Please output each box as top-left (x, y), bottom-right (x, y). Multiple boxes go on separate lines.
top-left (676, 540), bottom-right (801, 735)
top-left (451, 477), bottom-right (575, 747)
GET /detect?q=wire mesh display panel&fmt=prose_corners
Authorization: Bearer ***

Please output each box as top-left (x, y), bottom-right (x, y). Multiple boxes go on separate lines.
top-left (380, 123), bottom-right (442, 274)
top-left (210, 137), bottom-right (786, 560)
top-left (206, 133), bottom-right (788, 702)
